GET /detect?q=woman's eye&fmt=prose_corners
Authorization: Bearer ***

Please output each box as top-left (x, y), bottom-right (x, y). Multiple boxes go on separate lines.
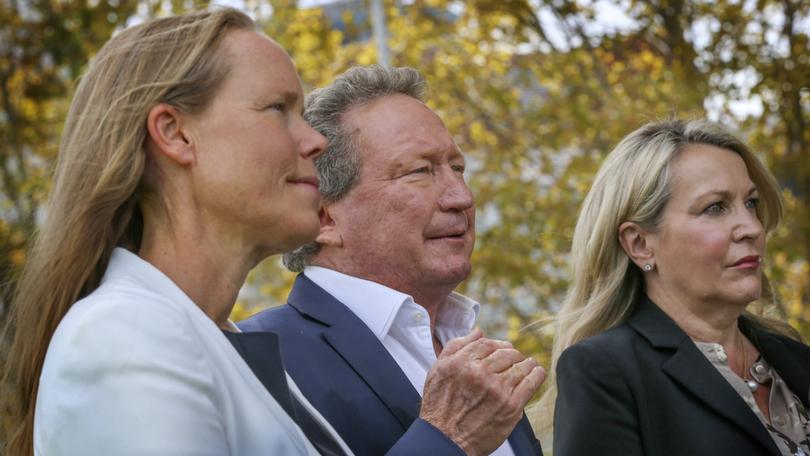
top-left (703, 202), bottom-right (725, 214)
top-left (745, 197), bottom-right (759, 210)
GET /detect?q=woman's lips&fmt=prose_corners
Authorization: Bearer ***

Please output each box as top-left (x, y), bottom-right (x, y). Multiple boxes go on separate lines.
top-left (731, 255), bottom-right (761, 269)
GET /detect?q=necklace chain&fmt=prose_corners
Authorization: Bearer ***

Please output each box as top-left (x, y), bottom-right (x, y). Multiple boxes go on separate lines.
top-left (737, 331), bottom-right (760, 392)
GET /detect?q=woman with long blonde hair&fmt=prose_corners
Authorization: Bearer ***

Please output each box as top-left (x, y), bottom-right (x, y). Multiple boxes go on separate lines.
top-left (2, 8), bottom-right (351, 455)
top-left (537, 119), bottom-right (809, 455)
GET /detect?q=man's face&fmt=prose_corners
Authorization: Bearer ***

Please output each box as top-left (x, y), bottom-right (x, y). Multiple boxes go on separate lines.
top-left (324, 94), bottom-right (475, 299)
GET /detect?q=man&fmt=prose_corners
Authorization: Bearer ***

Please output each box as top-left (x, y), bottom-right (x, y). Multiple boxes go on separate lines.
top-left (240, 66), bottom-right (545, 456)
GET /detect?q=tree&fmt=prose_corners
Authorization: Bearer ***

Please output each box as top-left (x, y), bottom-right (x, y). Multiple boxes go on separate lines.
top-left (695, 0), bottom-right (810, 335)
top-left (0, 0), bottom-right (806, 416)
top-left (0, 0), bottom-right (214, 442)
top-left (233, 0), bottom-right (808, 375)
top-left (0, 0), bottom-right (133, 314)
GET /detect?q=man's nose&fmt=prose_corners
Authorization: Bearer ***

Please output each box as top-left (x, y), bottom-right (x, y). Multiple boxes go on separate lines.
top-left (438, 170), bottom-right (474, 212)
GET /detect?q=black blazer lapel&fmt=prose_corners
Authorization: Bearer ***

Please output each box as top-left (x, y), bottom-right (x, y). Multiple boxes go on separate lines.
top-left (289, 274), bottom-right (423, 429)
top-left (222, 331), bottom-right (296, 418)
top-left (224, 330), bottom-right (349, 456)
top-left (662, 340), bottom-right (779, 455)
top-left (630, 296), bottom-right (781, 456)
top-left (745, 321), bottom-right (810, 409)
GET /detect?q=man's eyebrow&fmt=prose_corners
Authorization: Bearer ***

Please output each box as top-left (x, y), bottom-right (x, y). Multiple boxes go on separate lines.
top-left (280, 90), bottom-right (299, 107)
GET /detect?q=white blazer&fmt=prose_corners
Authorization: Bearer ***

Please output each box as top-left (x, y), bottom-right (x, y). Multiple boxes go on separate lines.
top-left (35, 248), bottom-right (348, 455)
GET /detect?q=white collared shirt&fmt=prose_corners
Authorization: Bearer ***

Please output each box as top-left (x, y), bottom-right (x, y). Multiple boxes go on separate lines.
top-left (305, 266), bottom-right (516, 456)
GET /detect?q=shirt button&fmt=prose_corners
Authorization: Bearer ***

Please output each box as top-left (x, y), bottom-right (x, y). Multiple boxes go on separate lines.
top-left (413, 313), bottom-right (425, 323)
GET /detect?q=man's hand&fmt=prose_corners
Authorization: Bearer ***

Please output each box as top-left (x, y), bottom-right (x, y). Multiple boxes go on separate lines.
top-left (419, 327), bottom-right (546, 456)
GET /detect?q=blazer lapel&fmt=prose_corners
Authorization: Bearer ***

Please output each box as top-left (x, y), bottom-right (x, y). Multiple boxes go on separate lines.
top-left (629, 296), bottom-right (781, 456)
top-left (222, 330), bottom-right (296, 418)
top-left (747, 324), bottom-right (810, 409)
top-left (288, 275), bottom-right (423, 429)
top-left (223, 330), bottom-right (349, 456)
top-left (506, 414), bottom-right (542, 456)
top-left (662, 340), bottom-right (779, 455)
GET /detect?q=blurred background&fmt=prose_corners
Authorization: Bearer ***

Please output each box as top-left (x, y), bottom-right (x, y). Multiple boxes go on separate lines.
top-left (0, 0), bottom-right (808, 396)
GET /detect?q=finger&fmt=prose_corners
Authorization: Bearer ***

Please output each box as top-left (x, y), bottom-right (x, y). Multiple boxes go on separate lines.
top-left (482, 348), bottom-right (526, 373)
top-left (502, 357), bottom-right (538, 387)
top-left (456, 337), bottom-right (513, 362)
top-left (441, 327), bottom-right (483, 357)
top-left (511, 365), bottom-right (546, 407)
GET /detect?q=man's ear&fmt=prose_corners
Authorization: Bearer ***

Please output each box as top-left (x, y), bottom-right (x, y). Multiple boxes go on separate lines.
top-left (618, 221), bottom-right (655, 270)
top-left (145, 103), bottom-right (195, 166)
top-left (315, 204), bottom-right (343, 247)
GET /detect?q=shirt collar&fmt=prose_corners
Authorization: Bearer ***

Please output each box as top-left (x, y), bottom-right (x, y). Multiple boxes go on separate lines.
top-left (304, 266), bottom-right (410, 340)
top-left (303, 266), bottom-right (480, 342)
top-left (438, 293), bottom-right (479, 328)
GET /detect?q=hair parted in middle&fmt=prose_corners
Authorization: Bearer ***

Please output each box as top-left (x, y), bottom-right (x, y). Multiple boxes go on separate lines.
top-left (283, 64), bottom-right (427, 272)
top-left (531, 118), bottom-right (791, 438)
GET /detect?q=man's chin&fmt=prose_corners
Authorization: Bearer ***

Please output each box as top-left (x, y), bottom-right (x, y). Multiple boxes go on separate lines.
top-left (428, 262), bottom-right (472, 287)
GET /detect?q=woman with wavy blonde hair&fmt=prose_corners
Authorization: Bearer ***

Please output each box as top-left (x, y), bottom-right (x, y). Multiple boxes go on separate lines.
top-left (1, 8), bottom-right (353, 455)
top-left (535, 119), bottom-right (810, 455)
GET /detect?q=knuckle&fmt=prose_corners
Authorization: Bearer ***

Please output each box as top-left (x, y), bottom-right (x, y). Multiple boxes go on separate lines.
top-left (505, 394), bottom-right (523, 411)
top-left (468, 371), bottom-right (492, 390)
top-left (498, 389), bottom-right (514, 411)
top-left (486, 378), bottom-right (506, 396)
top-left (471, 366), bottom-right (491, 383)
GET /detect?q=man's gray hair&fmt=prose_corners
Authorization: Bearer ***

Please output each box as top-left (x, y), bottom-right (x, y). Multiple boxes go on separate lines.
top-left (283, 65), bottom-right (427, 272)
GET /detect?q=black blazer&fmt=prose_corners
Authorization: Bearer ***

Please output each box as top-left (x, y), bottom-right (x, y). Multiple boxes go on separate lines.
top-left (554, 295), bottom-right (810, 456)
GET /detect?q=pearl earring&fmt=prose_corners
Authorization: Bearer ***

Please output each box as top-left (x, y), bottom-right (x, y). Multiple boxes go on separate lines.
top-left (643, 263), bottom-right (653, 272)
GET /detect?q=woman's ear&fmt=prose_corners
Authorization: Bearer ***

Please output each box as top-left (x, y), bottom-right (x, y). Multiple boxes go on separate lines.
top-left (145, 103), bottom-right (195, 166)
top-left (315, 204), bottom-right (343, 248)
top-left (618, 221), bottom-right (655, 270)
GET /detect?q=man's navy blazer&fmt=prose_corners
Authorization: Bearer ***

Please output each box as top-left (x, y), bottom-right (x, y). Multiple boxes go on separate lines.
top-left (239, 274), bottom-right (543, 456)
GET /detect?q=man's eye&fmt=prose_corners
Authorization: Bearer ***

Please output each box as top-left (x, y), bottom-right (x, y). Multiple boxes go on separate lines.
top-left (451, 164), bottom-right (465, 173)
top-left (265, 102), bottom-right (286, 112)
top-left (411, 167), bottom-right (430, 174)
